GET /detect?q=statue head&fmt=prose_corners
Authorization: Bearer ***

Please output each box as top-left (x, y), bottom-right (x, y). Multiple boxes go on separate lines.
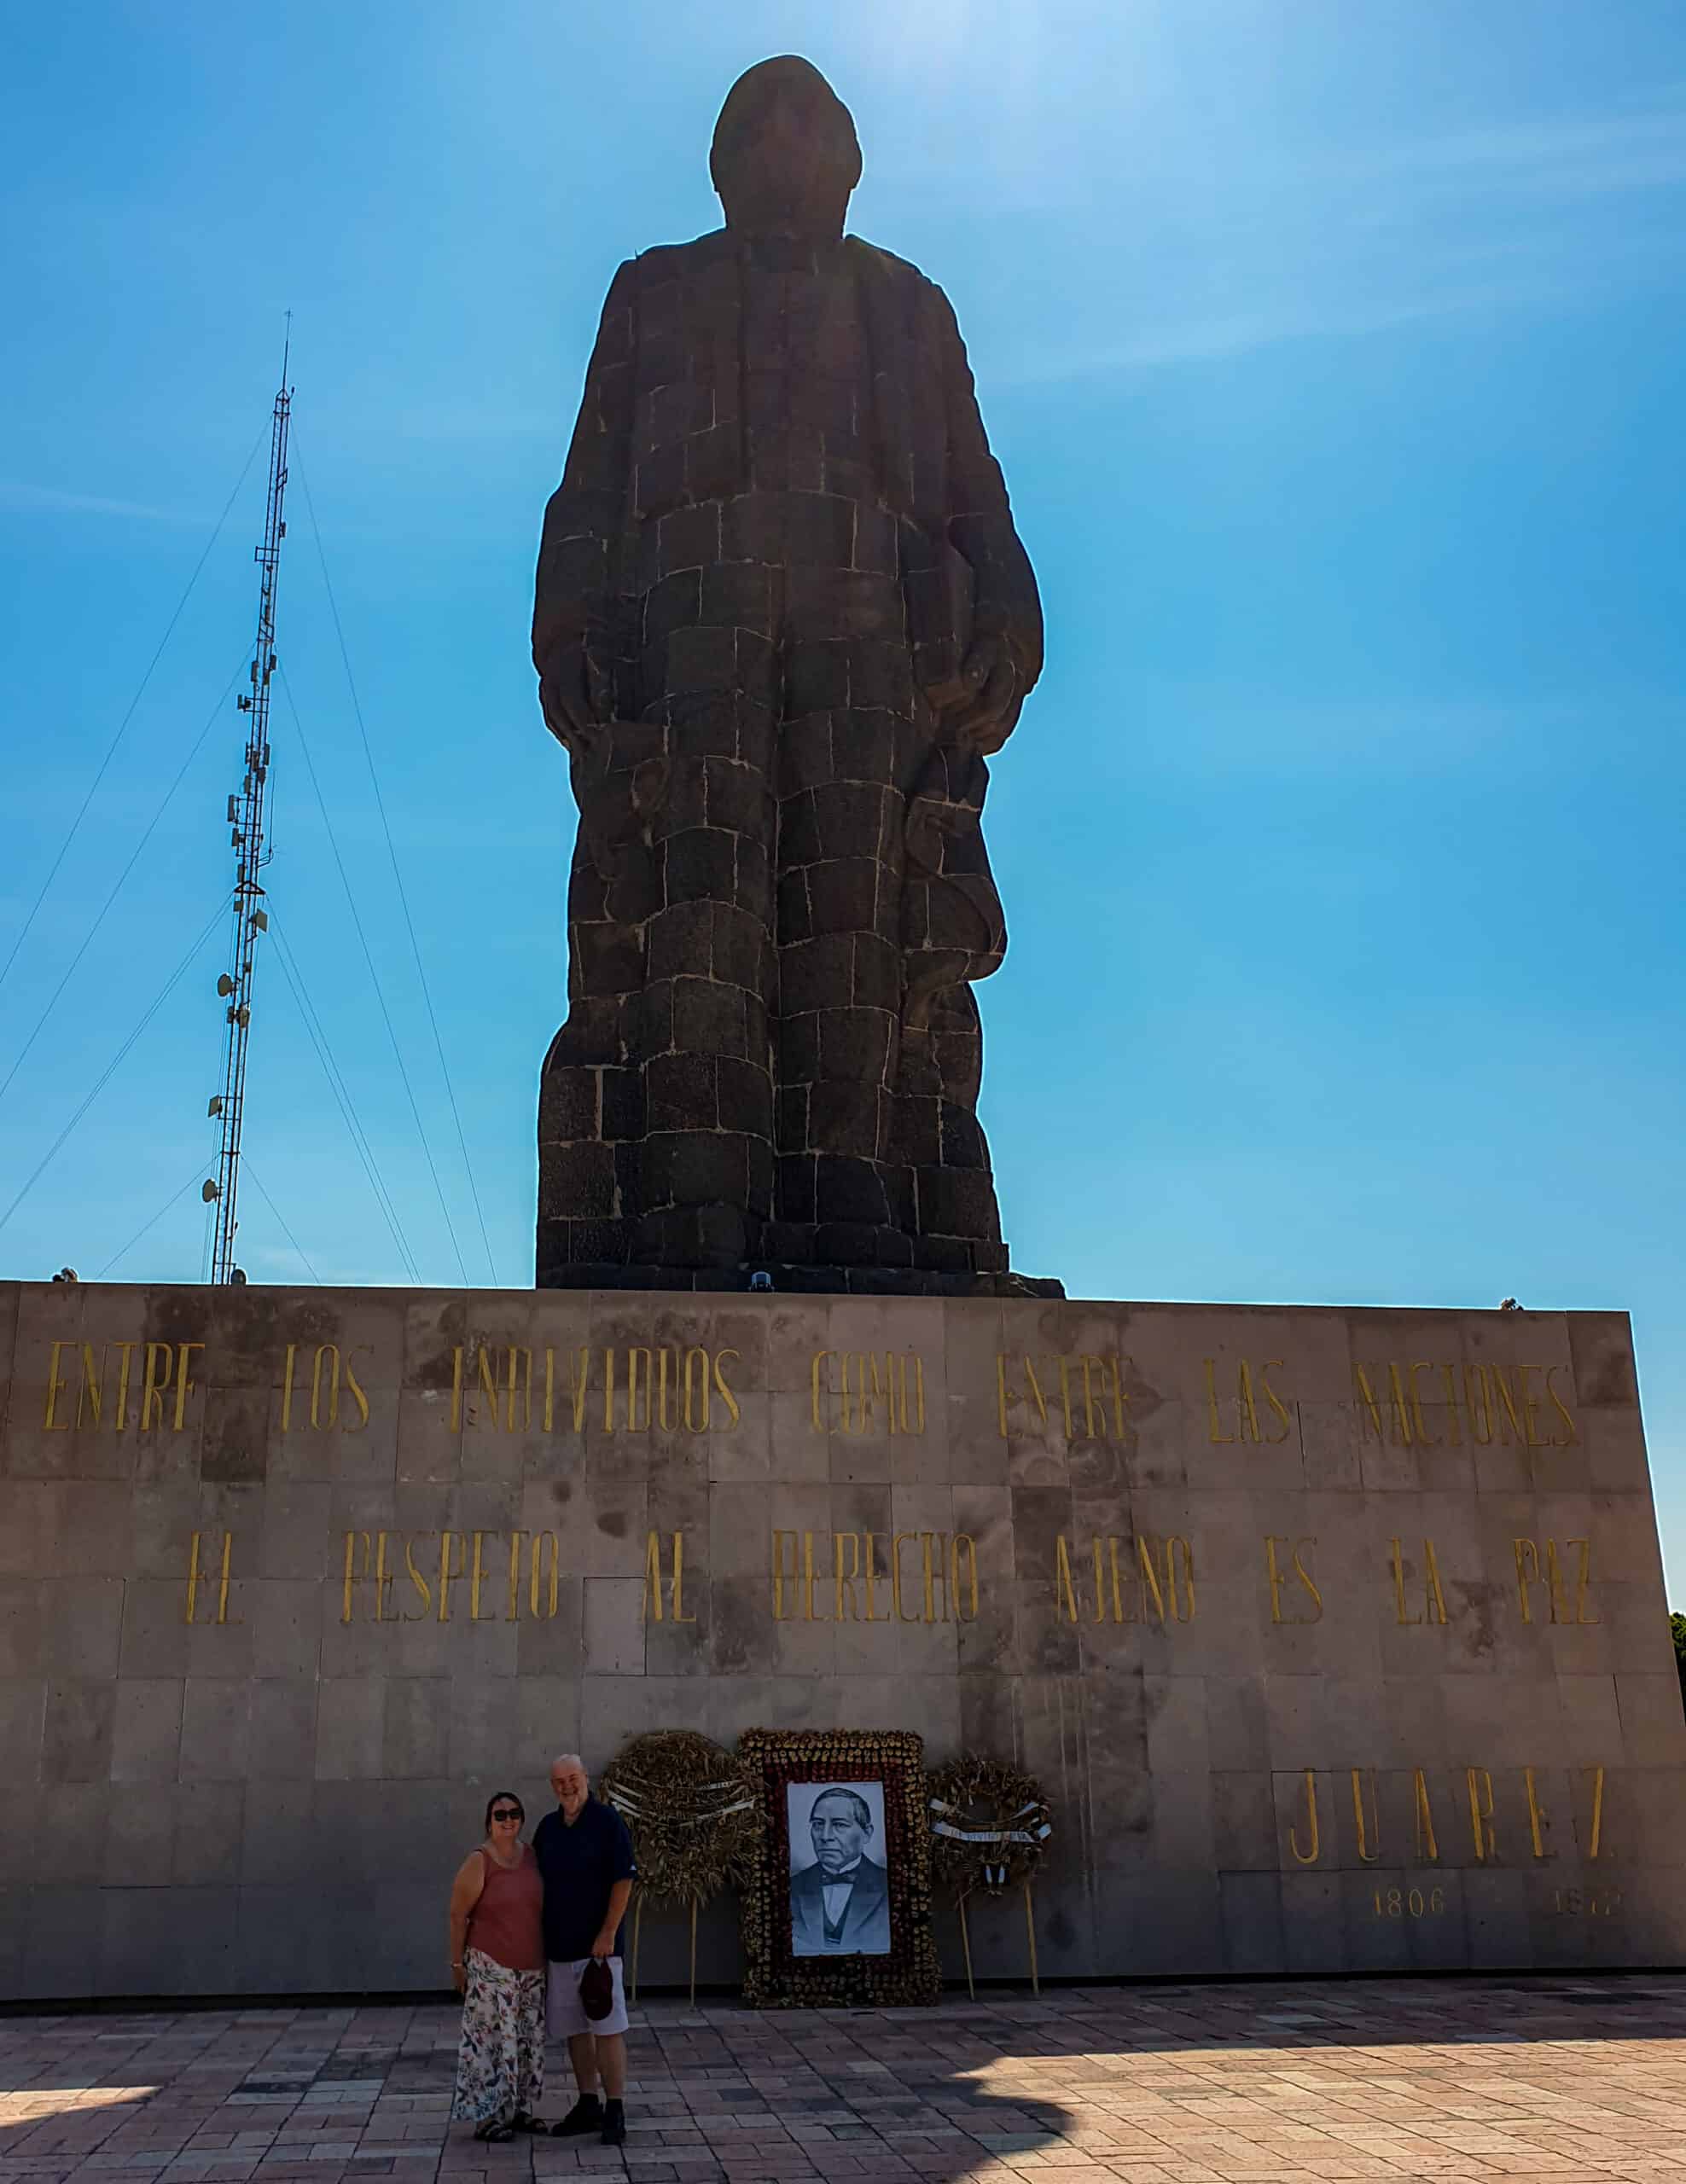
top-left (710, 55), bottom-right (862, 240)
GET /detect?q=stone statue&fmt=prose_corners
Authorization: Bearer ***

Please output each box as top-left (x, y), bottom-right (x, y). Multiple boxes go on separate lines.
top-left (533, 55), bottom-right (1050, 1292)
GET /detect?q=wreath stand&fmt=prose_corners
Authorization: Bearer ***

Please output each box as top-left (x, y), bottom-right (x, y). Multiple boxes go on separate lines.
top-left (927, 1754), bottom-right (1053, 2000)
top-left (600, 1730), bottom-right (756, 2007)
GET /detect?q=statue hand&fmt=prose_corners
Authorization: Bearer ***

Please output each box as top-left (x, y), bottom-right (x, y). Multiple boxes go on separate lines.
top-left (948, 634), bottom-right (1023, 755)
top-left (538, 645), bottom-right (603, 752)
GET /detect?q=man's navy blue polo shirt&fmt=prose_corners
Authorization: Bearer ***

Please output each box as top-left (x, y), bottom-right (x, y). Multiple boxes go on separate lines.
top-left (532, 1796), bottom-right (637, 1961)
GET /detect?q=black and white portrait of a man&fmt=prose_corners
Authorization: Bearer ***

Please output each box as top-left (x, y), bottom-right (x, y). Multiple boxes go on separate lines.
top-left (786, 1782), bottom-right (892, 1956)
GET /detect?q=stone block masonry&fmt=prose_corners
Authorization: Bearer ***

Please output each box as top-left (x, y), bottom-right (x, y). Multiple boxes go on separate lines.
top-left (1, 1277), bottom-right (1682, 2000)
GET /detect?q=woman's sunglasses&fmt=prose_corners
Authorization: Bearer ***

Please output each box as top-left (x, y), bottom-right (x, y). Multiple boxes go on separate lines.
top-left (490, 1807), bottom-right (523, 1823)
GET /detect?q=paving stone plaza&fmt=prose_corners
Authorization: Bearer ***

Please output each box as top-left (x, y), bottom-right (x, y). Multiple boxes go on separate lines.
top-left (7, 1979), bottom-right (1686, 2184)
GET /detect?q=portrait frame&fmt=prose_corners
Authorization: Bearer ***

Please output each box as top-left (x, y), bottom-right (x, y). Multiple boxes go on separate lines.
top-left (738, 1728), bottom-right (939, 2007)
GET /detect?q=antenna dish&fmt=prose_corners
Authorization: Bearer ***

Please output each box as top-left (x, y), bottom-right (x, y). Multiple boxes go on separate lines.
top-left (201, 1179), bottom-right (220, 1203)
top-left (217, 973), bottom-right (235, 997)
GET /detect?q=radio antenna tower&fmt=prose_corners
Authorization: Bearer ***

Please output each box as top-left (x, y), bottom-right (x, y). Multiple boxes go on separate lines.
top-left (206, 332), bottom-right (292, 1284)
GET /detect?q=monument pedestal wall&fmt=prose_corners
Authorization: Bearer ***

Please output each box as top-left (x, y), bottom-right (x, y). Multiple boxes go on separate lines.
top-left (2, 1278), bottom-right (1680, 2000)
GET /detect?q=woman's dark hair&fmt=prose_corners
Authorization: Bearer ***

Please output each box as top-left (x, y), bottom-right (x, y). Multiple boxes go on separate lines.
top-left (484, 1791), bottom-right (525, 1833)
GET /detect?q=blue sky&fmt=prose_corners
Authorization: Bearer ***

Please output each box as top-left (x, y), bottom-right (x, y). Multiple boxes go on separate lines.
top-left (3, 3), bottom-right (1684, 1568)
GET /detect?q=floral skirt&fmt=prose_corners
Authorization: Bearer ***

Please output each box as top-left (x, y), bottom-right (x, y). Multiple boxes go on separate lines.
top-left (450, 1948), bottom-right (545, 2123)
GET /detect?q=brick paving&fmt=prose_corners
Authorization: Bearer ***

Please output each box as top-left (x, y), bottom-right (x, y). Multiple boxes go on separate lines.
top-left (3, 1978), bottom-right (1686, 2184)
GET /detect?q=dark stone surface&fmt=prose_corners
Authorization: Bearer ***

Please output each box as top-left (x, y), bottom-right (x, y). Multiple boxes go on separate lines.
top-left (532, 55), bottom-right (1055, 1293)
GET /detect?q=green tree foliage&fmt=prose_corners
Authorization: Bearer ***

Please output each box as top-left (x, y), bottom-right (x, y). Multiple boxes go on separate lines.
top-left (1671, 1613), bottom-right (1686, 1716)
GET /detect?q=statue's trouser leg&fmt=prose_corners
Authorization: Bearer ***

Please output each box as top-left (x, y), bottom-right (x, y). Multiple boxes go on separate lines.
top-left (629, 668), bottom-right (779, 1271)
top-left (773, 572), bottom-right (925, 1269)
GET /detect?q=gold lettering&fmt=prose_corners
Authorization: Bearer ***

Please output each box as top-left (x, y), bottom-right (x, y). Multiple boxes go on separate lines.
top-left (1351, 1769), bottom-right (1381, 1863)
top-left (506, 1531), bottom-right (528, 1621)
top-left (602, 1346), bottom-right (616, 1432)
top-left (1585, 1765), bottom-right (1606, 1859)
top-left (372, 1531), bottom-right (397, 1622)
top-left (140, 1343), bottom-right (173, 1431)
top-left (713, 1346), bottom-right (741, 1428)
top-left (1203, 1358), bottom-right (1235, 1443)
top-left (951, 1534), bottom-right (980, 1622)
top-left (861, 1531), bottom-right (882, 1621)
top-left (112, 1340), bottom-right (137, 1431)
top-left (343, 1349), bottom-right (370, 1429)
top-left (404, 1535), bottom-right (433, 1619)
top-left (1544, 1540), bottom-right (1572, 1623)
top-left (1408, 1362), bottom-right (1438, 1447)
top-left (771, 1531), bottom-right (797, 1620)
top-left (469, 1531), bottom-right (496, 1620)
top-left (671, 1531), bottom-right (695, 1622)
top-left (1021, 1356), bottom-right (1049, 1430)
top-left (1573, 1538), bottom-right (1598, 1624)
top-left (1261, 1361), bottom-right (1292, 1443)
top-left (1107, 1536), bottom-right (1136, 1623)
top-left (1353, 1364), bottom-right (1385, 1442)
top-left (1054, 1535), bottom-right (1079, 1622)
top-left (1391, 1537), bottom-right (1421, 1625)
top-left (474, 1345), bottom-right (500, 1430)
top-left (1546, 1365), bottom-right (1579, 1446)
top-left (802, 1531), bottom-right (825, 1622)
top-left (625, 1348), bottom-right (651, 1433)
top-left (311, 1344), bottom-right (342, 1429)
top-left (505, 1347), bottom-right (532, 1432)
top-left (683, 1346), bottom-right (711, 1432)
top-left (1168, 1536), bottom-right (1196, 1620)
top-left (1236, 1359), bottom-right (1262, 1443)
top-left (1288, 1770), bottom-right (1321, 1864)
top-left (1490, 1364), bottom-right (1524, 1445)
top-left (74, 1342), bottom-right (103, 1427)
top-left (1412, 1769), bottom-right (1439, 1862)
top-left (1386, 1362), bottom-right (1415, 1446)
top-left (1078, 1356), bottom-right (1104, 1439)
top-left (656, 1347), bottom-right (676, 1432)
top-left (437, 1531), bottom-right (465, 1622)
top-left (1463, 1362), bottom-right (1494, 1443)
top-left (1439, 1362), bottom-right (1464, 1444)
top-left (1514, 1536), bottom-right (1540, 1622)
top-left (920, 1532), bottom-right (945, 1623)
top-left (1266, 1536), bottom-right (1321, 1623)
top-left (1524, 1766), bottom-right (1550, 1859)
top-left (43, 1340), bottom-right (72, 1430)
top-left (995, 1352), bottom-right (1015, 1438)
top-left (1091, 1536), bottom-right (1107, 1624)
top-left (184, 1530), bottom-right (206, 1623)
top-left (165, 1341), bottom-right (203, 1431)
top-left (544, 1349), bottom-right (555, 1433)
top-left (834, 1531), bottom-right (860, 1621)
top-left (449, 1345), bottom-right (464, 1432)
top-left (811, 1350), bottom-right (834, 1432)
top-left (1519, 1363), bottom-right (1547, 1447)
top-left (1466, 1767), bottom-right (1497, 1861)
top-left (642, 1530), bottom-right (665, 1623)
top-left (214, 1530), bottom-right (237, 1623)
top-left (527, 1531), bottom-right (559, 1619)
top-left (1421, 1538), bottom-right (1448, 1625)
top-left (1137, 1535), bottom-right (1167, 1623)
top-left (1055, 1356), bottom-right (1075, 1438)
top-left (341, 1531), bottom-right (369, 1623)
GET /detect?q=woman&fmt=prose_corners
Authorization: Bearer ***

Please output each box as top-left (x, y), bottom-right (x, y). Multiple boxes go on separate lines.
top-left (448, 1792), bottom-right (547, 2142)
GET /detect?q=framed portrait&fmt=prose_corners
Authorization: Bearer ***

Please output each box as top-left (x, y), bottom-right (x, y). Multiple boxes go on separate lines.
top-left (739, 1728), bottom-right (939, 2007)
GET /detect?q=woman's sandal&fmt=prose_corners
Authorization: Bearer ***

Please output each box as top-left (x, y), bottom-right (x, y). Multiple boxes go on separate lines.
top-left (473, 2120), bottom-right (515, 2143)
top-left (511, 2114), bottom-right (547, 2135)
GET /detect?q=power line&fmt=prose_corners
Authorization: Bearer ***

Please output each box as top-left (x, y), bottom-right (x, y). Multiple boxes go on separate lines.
top-left (273, 663), bottom-right (465, 1285)
top-left (0, 424), bottom-right (268, 1001)
top-left (0, 658), bottom-right (247, 1112)
top-left (96, 1165), bottom-right (208, 1280)
top-left (267, 909), bottom-right (423, 1283)
top-left (0, 893), bottom-right (231, 1241)
top-left (244, 1160), bottom-right (321, 1285)
top-left (291, 439), bottom-right (499, 1285)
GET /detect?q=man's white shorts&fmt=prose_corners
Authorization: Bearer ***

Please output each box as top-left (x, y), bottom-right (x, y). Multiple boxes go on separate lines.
top-left (545, 1955), bottom-right (630, 2039)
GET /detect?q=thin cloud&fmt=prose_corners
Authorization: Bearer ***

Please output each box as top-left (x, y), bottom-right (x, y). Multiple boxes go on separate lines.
top-left (0, 479), bottom-right (203, 523)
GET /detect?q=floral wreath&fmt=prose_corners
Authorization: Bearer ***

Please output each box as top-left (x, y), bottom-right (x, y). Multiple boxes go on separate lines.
top-left (599, 1730), bottom-right (758, 1908)
top-left (926, 1753), bottom-right (1053, 1901)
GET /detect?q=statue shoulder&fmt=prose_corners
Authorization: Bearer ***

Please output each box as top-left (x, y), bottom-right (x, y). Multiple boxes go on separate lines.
top-left (622, 229), bottom-right (734, 287)
top-left (845, 235), bottom-right (937, 295)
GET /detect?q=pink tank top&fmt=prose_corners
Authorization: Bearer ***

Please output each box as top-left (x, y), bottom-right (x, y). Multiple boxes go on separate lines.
top-left (466, 1844), bottom-right (544, 1972)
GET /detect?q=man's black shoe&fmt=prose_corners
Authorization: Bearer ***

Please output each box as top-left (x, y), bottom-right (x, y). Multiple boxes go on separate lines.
top-left (601, 2100), bottom-right (626, 2147)
top-left (551, 2095), bottom-right (602, 2137)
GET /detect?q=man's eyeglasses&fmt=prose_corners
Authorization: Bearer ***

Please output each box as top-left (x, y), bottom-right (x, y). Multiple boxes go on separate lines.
top-left (490, 1807), bottom-right (523, 1824)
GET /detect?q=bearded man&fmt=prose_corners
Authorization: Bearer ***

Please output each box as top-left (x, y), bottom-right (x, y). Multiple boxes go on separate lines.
top-left (533, 55), bottom-right (1044, 1288)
